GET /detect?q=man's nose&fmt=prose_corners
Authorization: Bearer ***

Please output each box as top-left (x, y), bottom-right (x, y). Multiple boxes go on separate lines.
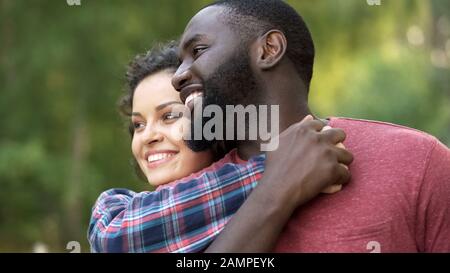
top-left (172, 64), bottom-right (192, 92)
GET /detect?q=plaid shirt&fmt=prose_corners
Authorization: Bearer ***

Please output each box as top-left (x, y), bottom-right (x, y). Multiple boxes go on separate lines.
top-left (88, 150), bottom-right (265, 253)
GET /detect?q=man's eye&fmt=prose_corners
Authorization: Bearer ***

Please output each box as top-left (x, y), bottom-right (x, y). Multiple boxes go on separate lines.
top-left (163, 112), bottom-right (183, 121)
top-left (193, 46), bottom-right (207, 57)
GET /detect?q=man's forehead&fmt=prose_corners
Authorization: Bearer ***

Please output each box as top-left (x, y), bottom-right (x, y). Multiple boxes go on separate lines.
top-left (180, 6), bottom-right (227, 44)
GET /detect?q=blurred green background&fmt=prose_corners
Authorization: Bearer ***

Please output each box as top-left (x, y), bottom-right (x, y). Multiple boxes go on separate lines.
top-left (0, 0), bottom-right (449, 252)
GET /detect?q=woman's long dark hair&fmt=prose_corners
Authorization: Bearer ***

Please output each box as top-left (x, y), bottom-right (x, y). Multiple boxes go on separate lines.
top-left (119, 41), bottom-right (180, 136)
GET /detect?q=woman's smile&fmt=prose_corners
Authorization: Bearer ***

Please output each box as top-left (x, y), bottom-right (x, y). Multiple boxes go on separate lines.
top-left (144, 150), bottom-right (179, 169)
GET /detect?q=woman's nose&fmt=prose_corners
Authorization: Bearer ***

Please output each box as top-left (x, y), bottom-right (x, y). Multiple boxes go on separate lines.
top-left (142, 126), bottom-right (164, 145)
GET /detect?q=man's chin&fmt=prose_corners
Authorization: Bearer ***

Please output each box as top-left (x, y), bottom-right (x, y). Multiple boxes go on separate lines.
top-left (184, 138), bottom-right (214, 152)
top-left (184, 100), bottom-right (217, 152)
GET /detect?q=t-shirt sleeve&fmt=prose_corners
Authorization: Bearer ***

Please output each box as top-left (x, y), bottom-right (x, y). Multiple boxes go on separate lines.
top-left (416, 139), bottom-right (450, 252)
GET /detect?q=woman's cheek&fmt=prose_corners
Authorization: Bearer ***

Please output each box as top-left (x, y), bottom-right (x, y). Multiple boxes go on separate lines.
top-left (131, 136), bottom-right (142, 165)
top-left (131, 137), bottom-right (138, 158)
top-left (168, 119), bottom-right (187, 142)
top-left (179, 117), bottom-right (192, 141)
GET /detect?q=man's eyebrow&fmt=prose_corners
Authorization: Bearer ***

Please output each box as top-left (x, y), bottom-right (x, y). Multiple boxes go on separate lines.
top-left (182, 34), bottom-right (205, 51)
top-left (155, 101), bottom-right (184, 111)
top-left (131, 112), bottom-right (142, 117)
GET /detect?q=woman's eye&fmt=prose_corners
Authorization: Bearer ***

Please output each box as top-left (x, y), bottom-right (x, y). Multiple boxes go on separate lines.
top-left (163, 112), bottom-right (183, 121)
top-left (133, 122), bottom-right (145, 131)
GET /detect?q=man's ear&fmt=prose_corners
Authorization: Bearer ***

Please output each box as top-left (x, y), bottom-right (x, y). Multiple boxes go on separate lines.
top-left (255, 30), bottom-right (287, 70)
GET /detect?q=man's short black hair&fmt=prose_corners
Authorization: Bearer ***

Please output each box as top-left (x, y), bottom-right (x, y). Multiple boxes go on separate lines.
top-left (207, 0), bottom-right (315, 90)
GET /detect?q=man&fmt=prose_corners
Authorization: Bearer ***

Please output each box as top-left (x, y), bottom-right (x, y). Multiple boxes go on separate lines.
top-left (172, 0), bottom-right (450, 252)
top-left (89, 42), bottom-right (351, 252)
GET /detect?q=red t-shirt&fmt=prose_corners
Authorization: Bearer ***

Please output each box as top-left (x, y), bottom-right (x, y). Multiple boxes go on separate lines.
top-left (273, 117), bottom-right (450, 252)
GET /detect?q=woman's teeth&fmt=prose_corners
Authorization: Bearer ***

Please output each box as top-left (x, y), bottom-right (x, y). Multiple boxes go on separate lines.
top-left (185, 92), bottom-right (203, 107)
top-left (147, 153), bottom-right (175, 163)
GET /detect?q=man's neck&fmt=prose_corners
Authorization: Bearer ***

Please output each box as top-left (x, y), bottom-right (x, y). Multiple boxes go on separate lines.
top-left (236, 107), bottom-right (313, 160)
top-left (234, 69), bottom-right (313, 160)
top-left (236, 141), bottom-right (261, 161)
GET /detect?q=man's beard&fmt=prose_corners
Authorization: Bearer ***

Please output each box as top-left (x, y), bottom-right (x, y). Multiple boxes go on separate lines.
top-left (185, 48), bottom-right (258, 152)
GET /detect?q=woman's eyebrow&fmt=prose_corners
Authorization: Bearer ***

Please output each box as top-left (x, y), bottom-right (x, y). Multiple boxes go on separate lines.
top-left (131, 112), bottom-right (142, 117)
top-left (156, 101), bottom-right (184, 111)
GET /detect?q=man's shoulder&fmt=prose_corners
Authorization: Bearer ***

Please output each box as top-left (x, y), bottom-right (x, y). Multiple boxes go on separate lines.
top-left (329, 117), bottom-right (439, 146)
top-left (328, 117), bottom-right (446, 171)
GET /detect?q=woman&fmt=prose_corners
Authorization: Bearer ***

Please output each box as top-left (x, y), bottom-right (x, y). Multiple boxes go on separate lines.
top-left (88, 42), bottom-right (343, 252)
top-left (125, 49), bottom-right (215, 187)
